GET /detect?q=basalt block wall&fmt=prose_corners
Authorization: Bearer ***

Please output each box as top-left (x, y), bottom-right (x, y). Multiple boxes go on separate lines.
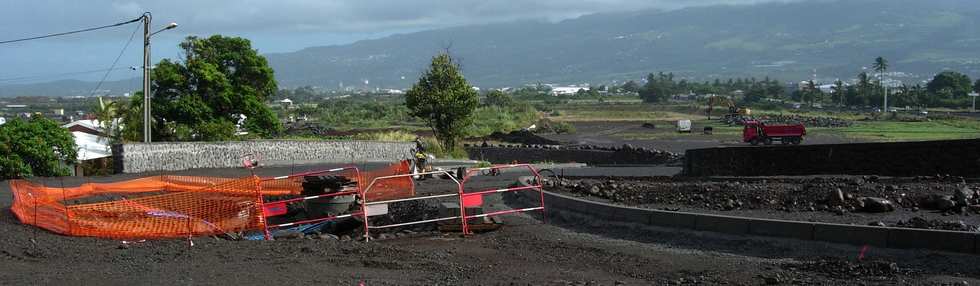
top-left (466, 147), bottom-right (677, 165)
top-left (112, 140), bottom-right (414, 173)
top-left (684, 139), bottom-right (980, 177)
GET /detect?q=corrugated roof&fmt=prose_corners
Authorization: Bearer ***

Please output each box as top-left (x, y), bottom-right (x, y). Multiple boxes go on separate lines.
top-left (72, 131), bottom-right (111, 161)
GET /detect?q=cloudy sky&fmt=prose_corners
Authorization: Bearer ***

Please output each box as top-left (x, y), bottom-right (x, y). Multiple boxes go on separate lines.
top-left (0, 0), bottom-right (800, 84)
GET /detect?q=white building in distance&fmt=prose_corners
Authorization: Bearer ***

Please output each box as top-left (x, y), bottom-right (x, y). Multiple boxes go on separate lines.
top-left (551, 86), bottom-right (589, 96)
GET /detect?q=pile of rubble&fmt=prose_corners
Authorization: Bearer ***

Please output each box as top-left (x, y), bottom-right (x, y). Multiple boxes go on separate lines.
top-left (466, 143), bottom-right (681, 165)
top-left (887, 217), bottom-right (979, 232)
top-left (479, 130), bottom-right (562, 146)
top-left (551, 176), bottom-right (980, 216)
top-left (724, 114), bottom-right (853, 128)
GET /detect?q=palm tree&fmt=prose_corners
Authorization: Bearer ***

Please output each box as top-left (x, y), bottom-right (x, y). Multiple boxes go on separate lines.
top-left (93, 97), bottom-right (123, 144)
top-left (832, 79), bottom-right (846, 106)
top-left (857, 72), bottom-right (871, 105)
top-left (806, 80), bottom-right (818, 106)
top-left (873, 57), bottom-right (889, 110)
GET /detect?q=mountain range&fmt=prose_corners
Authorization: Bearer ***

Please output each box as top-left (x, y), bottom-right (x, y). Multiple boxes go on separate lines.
top-left (3, 0), bottom-right (980, 97)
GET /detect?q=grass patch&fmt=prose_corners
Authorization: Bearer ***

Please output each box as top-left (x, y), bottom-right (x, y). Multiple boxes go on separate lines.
top-left (548, 103), bottom-right (698, 122)
top-left (823, 120), bottom-right (980, 141)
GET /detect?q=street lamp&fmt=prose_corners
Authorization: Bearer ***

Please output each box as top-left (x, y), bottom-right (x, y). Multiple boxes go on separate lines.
top-left (142, 12), bottom-right (177, 143)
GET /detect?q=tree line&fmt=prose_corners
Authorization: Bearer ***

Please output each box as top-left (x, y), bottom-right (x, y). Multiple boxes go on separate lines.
top-left (635, 72), bottom-right (785, 103)
top-left (633, 57), bottom-right (980, 109)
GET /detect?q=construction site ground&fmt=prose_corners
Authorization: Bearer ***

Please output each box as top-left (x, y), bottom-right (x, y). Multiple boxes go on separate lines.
top-left (540, 121), bottom-right (865, 154)
top-left (3, 164), bottom-right (980, 285)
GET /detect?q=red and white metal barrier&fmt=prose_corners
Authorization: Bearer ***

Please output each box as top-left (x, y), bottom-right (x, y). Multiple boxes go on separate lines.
top-left (460, 164), bottom-right (545, 234)
top-left (257, 166), bottom-right (361, 240)
top-left (359, 170), bottom-right (462, 241)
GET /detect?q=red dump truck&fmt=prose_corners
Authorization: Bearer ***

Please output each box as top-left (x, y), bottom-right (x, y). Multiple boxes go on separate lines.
top-left (742, 120), bottom-right (806, 145)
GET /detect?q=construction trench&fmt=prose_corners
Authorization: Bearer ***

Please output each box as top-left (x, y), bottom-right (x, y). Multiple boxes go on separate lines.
top-left (3, 140), bottom-right (980, 284)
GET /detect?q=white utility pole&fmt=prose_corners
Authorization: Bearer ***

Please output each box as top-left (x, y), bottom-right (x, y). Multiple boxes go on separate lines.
top-left (141, 12), bottom-right (177, 143)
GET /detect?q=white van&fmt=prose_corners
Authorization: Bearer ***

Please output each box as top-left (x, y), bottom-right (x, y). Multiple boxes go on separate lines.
top-left (677, 119), bottom-right (692, 133)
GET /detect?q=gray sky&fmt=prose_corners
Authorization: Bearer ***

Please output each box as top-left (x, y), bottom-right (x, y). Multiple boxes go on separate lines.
top-left (0, 0), bottom-right (800, 84)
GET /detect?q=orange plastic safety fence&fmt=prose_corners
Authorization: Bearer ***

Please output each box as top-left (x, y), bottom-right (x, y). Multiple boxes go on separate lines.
top-left (9, 162), bottom-right (415, 239)
top-left (9, 176), bottom-right (272, 239)
top-left (359, 160), bottom-right (415, 201)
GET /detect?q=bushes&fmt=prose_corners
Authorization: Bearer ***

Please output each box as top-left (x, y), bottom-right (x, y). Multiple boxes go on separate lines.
top-left (0, 115), bottom-right (77, 179)
top-left (551, 121), bottom-right (576, 134)
top-left (464, 103), bottom-right (539, 138)
top-left (315, 100), bottom-right (413, 128)
top-left (420, 137), bottom-right (467, 159)
top-left (533, 118), bottom-right (576, 134)
top-left (353, 130), bottom-right (416, 142)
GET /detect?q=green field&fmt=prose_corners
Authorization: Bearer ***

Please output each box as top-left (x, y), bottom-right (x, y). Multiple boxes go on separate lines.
top-left (545, 100), bottom-right (980, 143)
top-left (820, 120), bottom-right (980, 141)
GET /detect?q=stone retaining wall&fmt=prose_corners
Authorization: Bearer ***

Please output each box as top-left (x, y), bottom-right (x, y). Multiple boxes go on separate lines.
top-left (515, 177), bottom-right (979, 255)
top-left (684, 139), bottom-right (980, 177)
top-left (112, 140), bottom-right (414, 173)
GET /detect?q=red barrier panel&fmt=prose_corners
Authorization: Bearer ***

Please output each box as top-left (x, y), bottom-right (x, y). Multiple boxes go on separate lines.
top-left (360, 170), bottom-right (461, 241)
top-left (460, 164), bottom-right (545, 235)
top-left (257, 166), bottom-right (361, 240)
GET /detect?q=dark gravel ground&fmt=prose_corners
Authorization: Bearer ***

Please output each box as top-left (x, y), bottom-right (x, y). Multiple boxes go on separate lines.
top-left (550, 176), bottom-right (980, 231)
top-left (2, 165), bottom-right (980, 285)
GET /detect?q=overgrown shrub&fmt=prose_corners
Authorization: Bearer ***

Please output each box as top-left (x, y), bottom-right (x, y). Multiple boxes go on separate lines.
top-left (353, 130), bottom-right (416, 141)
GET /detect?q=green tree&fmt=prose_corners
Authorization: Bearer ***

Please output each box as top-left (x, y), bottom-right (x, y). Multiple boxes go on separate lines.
top-left (927, 71), bottom-right (973, 102)
top-left (831, 79), bottom-right (846, 106)
top-left (0, 115), bottom-right (78, 179)
top-left (621, 80), bottom-right (640, 93)
top-left (405, 53), bottom-right (479, 149)
top-left (872, 57), bottom-right (889, 108)
top-left (483, 90), bottom-right (514, 107)
top-left (93, 96), bottom-right (125, 144)
top-left (857, 72), bottom-right (873, 106)
top-left (131, 35), bottom-right (282, 141)
top-left (639, 72), bottom-right (675, 103)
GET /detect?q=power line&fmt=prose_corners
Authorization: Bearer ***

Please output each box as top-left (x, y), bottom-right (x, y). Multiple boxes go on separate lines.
top-left (0, 16), bottom-right (142, 45)
top-left (89, 22), bottom-right (142, 96)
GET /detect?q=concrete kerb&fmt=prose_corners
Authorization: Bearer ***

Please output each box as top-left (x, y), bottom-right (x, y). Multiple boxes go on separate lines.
top-left (812, 222), bottom-right (889, 247)
top-left (886, 227), bottom-right (977, 253)
top-left (514, 176), bottom-right (980, 255)
top-left (746, 218), bottom-right (815, 241)
top-left (693, 213), bottom-right (750, 235)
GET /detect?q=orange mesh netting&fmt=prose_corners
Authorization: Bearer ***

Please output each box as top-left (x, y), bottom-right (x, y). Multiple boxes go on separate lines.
top-left (9, 162), bottom-right (416, 239)
top-left (359, 160), bottom-right (415, 201)
top-left (10, 176), bottom-right (269, 239)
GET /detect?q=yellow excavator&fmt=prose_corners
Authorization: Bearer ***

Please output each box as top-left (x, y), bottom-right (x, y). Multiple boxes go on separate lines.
top-left (705, 96), bottom-right (750, 120)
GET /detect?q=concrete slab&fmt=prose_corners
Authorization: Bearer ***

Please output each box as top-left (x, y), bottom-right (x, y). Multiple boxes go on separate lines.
top-left (813, 223), bottom-right (888, 247)
top-left (886, 228), bottom-right (976, 253)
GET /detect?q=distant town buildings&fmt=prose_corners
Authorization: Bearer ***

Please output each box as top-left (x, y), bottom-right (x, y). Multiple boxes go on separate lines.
top-left (551, 86), bottom-right (589, 96)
